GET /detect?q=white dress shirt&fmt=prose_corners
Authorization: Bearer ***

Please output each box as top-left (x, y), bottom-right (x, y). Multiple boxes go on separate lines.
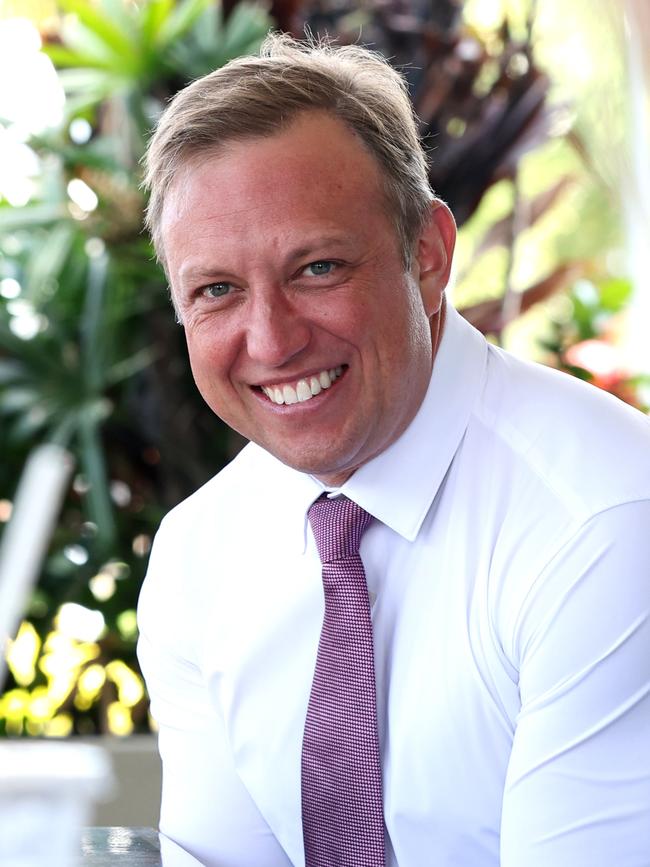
top-left (137, 304), bottom-right (650, 867)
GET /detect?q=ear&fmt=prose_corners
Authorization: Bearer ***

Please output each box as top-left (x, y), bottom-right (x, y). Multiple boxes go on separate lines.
top-left (414, 201), bottom-right (456, 317)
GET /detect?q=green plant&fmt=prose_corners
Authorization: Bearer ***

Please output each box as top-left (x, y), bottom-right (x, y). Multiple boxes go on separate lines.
top-left (0, 0), bottom-right (270, 736)
top-left (541, 276), bottom-right (650, 411)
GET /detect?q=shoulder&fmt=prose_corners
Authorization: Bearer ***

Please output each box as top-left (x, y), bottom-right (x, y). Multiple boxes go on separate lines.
top-left (472, 343), bottom-right (650, 519)
top-left (139, 438), bottom-right (314, 598)
top-left (157, 440), bottom-right (283, 537)
top-left (458, 345), bottom-right (650, 668)
top-left (138, 443), bottom-right (269, 605)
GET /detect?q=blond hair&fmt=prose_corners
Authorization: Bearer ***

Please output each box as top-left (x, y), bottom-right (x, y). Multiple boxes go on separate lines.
top-left (143, 32), bottom-right (433, 269)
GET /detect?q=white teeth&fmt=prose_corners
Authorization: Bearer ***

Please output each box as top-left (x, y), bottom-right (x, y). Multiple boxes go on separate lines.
top-left (296, 379), bottom-right (311, 402)
top-left (283, 384), bottom-right (298, 404)
top-left (262, 366), bottom-right (343, 405)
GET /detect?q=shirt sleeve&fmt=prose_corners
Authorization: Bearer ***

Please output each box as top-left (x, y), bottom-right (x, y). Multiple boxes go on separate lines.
top-left (137, 522), bottom-right (293, 867)
top-left (500, 499), bottom-right (650, 867)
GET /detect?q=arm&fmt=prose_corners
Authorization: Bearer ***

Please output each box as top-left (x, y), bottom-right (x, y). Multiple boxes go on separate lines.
top-left (501, 500), bottom-right (650, 866)
top-left (137, 525), bottom-right (293, 867)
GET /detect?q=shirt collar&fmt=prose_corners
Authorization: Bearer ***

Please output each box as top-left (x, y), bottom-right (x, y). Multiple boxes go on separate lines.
top-left (247, 305), bottom-right (487, 551)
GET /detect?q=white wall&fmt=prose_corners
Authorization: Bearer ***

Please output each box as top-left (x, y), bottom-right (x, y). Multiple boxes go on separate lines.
top-left (81, 735), bottom-right (162, 828)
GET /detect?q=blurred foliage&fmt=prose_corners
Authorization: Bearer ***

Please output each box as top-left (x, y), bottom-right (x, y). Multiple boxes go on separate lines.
top-left (541, 276), bottom-right (650, 412)
top-left (2, 615), bottom-right (145, 737)
top-left (0, 0), bottom-right (644, 736)
top-left (0, 0), bottom-right (270, 735)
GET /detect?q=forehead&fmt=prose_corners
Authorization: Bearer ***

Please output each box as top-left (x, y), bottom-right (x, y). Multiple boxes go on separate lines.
top-left (161, 111), bottom-right (390, 235)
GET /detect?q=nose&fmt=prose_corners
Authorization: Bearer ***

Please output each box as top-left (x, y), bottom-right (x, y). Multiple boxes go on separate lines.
top-left (245, 289), bottom-right (311, 368)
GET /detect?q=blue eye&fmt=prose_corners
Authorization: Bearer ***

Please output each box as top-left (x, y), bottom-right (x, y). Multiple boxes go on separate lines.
top-left (306, 261), bottom-right (334, 276)
top-left (203, 282), bottom-right (231, 298)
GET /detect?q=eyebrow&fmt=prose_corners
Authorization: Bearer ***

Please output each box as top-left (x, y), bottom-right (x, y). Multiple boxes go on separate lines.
top-left (286, 235), bottom-right (355, 261)
top-left (178, 235), bottom-right (356, 288)
top-left (178, 266), bottom-right (232, 286)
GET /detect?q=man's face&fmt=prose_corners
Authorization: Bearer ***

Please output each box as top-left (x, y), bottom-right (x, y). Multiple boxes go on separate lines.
top-left (161, 111), bottom-right (455, 486)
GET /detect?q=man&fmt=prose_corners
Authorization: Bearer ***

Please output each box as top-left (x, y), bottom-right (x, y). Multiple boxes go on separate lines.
top-left (137, 32), bottom-right (650, 867)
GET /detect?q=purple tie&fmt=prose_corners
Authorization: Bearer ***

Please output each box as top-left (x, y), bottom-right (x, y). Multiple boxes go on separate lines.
top-left (302, 494), bottom-right (385, 867)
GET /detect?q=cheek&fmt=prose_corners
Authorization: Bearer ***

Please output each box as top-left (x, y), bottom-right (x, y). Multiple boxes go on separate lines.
top-left (185, 332), bottom-right (233, 396)
top-left (186, 319), bottom-right (230, 367)
top-left (374, 304), bottom-right (433, 381)
top-left (401, 281), bottom-right (434, 345)
top-left (407, 303), bottom-right (434, 353)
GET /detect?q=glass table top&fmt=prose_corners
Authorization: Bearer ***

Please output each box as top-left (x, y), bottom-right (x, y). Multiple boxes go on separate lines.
top-left (80, 827), bottom-right (203, 866)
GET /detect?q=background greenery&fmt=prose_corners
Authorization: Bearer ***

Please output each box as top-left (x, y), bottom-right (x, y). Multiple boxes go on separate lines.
top-left (0, 0), bottom-right (646, 736)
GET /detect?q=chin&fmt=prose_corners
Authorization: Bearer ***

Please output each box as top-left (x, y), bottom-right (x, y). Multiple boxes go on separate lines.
top-left (269, 443), bottom-right (354, 483)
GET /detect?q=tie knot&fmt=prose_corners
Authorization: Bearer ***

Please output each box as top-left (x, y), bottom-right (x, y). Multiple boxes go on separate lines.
top-left (308, 495), bottom-right (372, 563)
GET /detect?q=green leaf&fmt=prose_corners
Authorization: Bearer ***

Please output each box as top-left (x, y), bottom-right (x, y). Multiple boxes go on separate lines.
top-left (97, 0), bottom-right (137, 39)
top-left (80, 253), bottom-right (110, 393)
top-left (58, 0), bottom-right (139, 60)
top-left (48, 413), bottom-right (78, 449)
top-left (7, 405), bottom-right (54, 441)
top-left (157, 0), bottom-right (212, 48)
top-left (0, 387), bottom-right (40, 413)
top-left (106, 347), bottom-right (157, 386)
top-left (598, 277), bottom-right (632, 312)
top-left (141, 0), bottom-right (175, 44)
top-left (32, 135), bottom-right (125, 175)
top-left (77, 406), bottom-right (116, 549)
top-left (58, 20), bottom-right (126, 71)
top-left (23, 223), bottom-right (76, 306)
top-left (0, 360), bottom-right (27, 385)
top-left (165, 2), bottom-right (269, 80)
top-left (43, 45), bottom-right (114, 72)
top-left (61, 84), bottom-right (127, 122)
top-left (0, 204), bottom-right (67, 232)
top-left (569, 296), bottom-right (598, 341)
top-left (57, 67), bottom-right (121, 95)
top-left (222, 2), bottom-right (269, 57)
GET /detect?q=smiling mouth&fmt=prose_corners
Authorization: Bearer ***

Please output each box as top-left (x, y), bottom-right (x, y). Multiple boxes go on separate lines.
top-left (259, 366), bottom-right (345, 405)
